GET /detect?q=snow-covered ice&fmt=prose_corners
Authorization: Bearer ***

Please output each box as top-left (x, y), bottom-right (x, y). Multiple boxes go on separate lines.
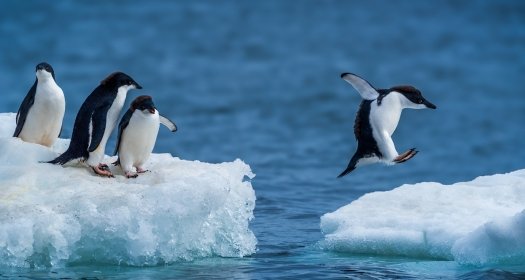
top-left (0, 113), bottom-right (256, 267)
top-left (320, 169), bottom-right (525, 265)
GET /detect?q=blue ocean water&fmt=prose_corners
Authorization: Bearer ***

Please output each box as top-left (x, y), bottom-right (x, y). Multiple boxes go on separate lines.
top-left (0, 0), bottom-right (524, 279)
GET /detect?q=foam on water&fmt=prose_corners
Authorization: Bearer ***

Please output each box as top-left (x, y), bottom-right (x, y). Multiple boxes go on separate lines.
top-left (0, 113), bottom-right (256, 268)
top-left (320, 170), bottom-right (525, 266)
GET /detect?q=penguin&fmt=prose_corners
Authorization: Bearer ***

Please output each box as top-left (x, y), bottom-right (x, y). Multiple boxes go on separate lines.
top-left (337, 72), bottom-right (437, 178)
top-left (113, 95), bottom-right (177, 178)
top-left (47, 72), bottom-right (142, 177)
top-left (13, 62), bottom-right (65, 147)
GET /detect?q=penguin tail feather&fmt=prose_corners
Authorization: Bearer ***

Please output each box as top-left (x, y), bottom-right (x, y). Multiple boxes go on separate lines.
top-left (337, 154), bottom-right (360, 178)
top-left (46, 149), bottom-right (78, 165)
top-left (337, 166), bottom-right (356, 178)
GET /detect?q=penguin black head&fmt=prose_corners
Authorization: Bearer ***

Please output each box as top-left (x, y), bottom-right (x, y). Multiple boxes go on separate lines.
top-left (131, 95), bottom-right (156, 114)
top-left (100, 72), bottom-right (143, 91)
top-left (390, 85), bottom-right (437, 109)
top-left (35, 62), bottom-right (55, 80)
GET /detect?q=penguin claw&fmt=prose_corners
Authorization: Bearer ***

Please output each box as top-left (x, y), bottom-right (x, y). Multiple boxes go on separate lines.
top-left (393, 148), bottom-right (418, 164)
top-left (92, 164), bottom-right (114, 178)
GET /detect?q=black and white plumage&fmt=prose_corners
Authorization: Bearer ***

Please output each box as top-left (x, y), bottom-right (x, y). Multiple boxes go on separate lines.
top-left (47, 72), bottom-right (142, 177)
top-left (14, 62), bottom-right (65, 147)
top-left (113, 95), bottom-right (177, 178)
top-left (338, 72), bottom-right (437, 178)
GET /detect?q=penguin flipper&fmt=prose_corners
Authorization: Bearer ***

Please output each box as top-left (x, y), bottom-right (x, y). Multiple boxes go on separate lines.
top-left (113, 109), bottom-right (133, 156)
top-left (159, 114), bottom-right (177, 132)
top-left (13, 81), bottom-right (37, 137)
top-left (341, 73), bottom-right (379, 101)
top-left (88, 104), bottom-right (111, 153)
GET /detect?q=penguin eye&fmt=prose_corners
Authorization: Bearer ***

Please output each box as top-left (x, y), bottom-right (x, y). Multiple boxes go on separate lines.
top-left (417, 98), bottom-right (423, 104)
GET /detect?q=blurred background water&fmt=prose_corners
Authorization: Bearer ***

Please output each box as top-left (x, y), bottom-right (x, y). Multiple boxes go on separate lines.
top-left (1, 0), bottom-right (524, 279)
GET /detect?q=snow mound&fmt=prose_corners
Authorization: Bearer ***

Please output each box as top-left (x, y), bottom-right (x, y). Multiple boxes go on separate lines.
top-left (320, 170), bottom-right (525, 265)
top-left (0, 113), bottom-right (256, 268)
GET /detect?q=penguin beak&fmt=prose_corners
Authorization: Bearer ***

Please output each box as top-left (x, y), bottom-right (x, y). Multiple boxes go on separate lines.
top-left (135, 83), bottom-right (143, 89)
top-left (423, 99), bottom-right (437, 109)
top-left (148, 108), bottom-right (156, 114)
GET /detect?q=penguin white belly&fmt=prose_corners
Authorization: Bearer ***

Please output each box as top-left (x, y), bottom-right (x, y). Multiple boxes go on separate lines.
top-left (370, 94), bottom-right (402, 135)
top-left (369, 94), bottom-right (403, 161)
top-left (87, 89), bottom-right (127, 166)
top-left (119, 111), bottom-right (160, 172)
top-left (19, 81), bottom-right (65, 147)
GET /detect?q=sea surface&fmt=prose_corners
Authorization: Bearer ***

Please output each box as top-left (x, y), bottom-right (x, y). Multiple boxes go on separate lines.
top-left (1, 0), bottom-right (524, 279)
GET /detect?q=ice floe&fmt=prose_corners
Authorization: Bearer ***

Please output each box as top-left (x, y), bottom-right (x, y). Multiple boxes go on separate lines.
top-left (0, 113), bottom-right (256, 267)
top-left (321, 169), bottom-right (525, 265)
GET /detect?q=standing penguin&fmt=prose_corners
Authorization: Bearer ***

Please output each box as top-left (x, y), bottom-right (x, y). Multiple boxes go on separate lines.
top-left (113, 95), bottom-right (177, 178)
top-left (13, 62), bottom-right (65, 147)
top-left (338, 72), bottom-right (437, 178)
top-left (47, 72), bottom-right (142, 177)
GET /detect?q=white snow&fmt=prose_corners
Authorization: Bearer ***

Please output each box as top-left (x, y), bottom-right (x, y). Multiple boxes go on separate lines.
top-left (320, 169), bottom-right (525, 265)
top-left (0, 113), bottom-right (256, 268)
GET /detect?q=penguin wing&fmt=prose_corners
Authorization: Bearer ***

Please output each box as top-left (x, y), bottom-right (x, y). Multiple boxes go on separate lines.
top-left (341, 73), bottom-right (379, 100)
top-left (13, 81), bottom-right (37, 137)
top-left (113, 109), bottom-right (133, 156)
top-left (87, 103), bottom-right (112, 153)
top-left (159, 114), bottom-right (177, 132)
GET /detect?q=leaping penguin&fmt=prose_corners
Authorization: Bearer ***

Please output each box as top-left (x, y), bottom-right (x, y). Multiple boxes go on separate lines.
top-left (13, 62), bottom-right (65, 147)
top-left (47, 72), bottom-right (142, 177)
top-left (338, 72), bottom-right (436, 178)
top-left (113, 95), bottom-right (177, 178)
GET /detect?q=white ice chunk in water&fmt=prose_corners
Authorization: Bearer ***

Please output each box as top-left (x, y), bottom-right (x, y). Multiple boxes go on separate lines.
top-left (0, 113), bottom-right (256, 267)
top-left (452, 209), bottom-right (525, 265)
top-left (320, 169), bottom-right (525, 265)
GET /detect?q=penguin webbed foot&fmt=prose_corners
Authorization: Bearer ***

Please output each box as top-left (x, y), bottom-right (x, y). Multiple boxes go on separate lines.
top-left (92, 163), bottom-right (114, 178)
top-left (125, 172), bottom-right (138, 179)
top-left (136, 167), bottom-right (149, 174)
top-left (393, 148), bottom-right (418, 164)
top-left (124, 168), bottom-right (149, 178)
